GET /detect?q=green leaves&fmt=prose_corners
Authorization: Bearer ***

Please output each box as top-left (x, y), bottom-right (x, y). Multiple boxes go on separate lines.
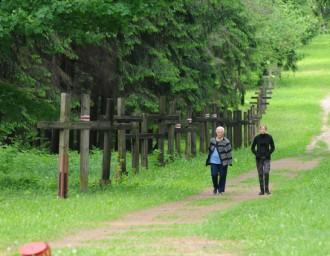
top-left (0, 0), bottom-right (323, 144)
top-left (0, 83), bottom-right (57, 145)
top-left (243, 0), bottom-right (320, 71)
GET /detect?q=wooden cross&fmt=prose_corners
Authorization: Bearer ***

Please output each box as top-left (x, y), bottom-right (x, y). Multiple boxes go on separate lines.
top-left (37, 93), bottom-right (133, 198)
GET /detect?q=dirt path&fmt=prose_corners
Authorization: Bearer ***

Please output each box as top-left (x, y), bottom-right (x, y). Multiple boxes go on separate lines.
top-left (50, 157), bottom-right (319, 255)
top-left (306, 95), bottom-right (330, 152)
top-left (48, 96), bottom-right (330, 255)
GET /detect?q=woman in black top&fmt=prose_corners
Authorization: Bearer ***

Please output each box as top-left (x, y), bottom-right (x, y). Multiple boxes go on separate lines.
top-left (251, 124), bottom-right (275, 195)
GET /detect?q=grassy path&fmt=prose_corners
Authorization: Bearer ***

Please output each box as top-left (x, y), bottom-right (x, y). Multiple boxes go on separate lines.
top-left (2, 35), bottom-right (330, 256)
top-left (47, 34), bottom-right (330, 256)
top-left (196, 34), bottom-right (330, 255)
top-left (48, 157), bottom-right (319, 256)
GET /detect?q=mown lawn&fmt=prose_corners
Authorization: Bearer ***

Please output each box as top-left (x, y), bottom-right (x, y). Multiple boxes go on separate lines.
top-left (193, 34), bottom-right (330, 255)
top-left (195, 158), bottom-right (330, 255)
top-left (1, 34), bottom-right (330, 255)
top-left (49, 33), bottom-right (330, 256)
top-left (0, 146), bottom-right (255, 255)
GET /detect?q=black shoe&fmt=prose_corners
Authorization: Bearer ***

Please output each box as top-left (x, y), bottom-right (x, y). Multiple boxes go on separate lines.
top-left (265, 174), bottom-right (270, 195)
top-left (213, 188), bottom-right (217, 195)
top-left (259, 174), bottom-right (265, 196)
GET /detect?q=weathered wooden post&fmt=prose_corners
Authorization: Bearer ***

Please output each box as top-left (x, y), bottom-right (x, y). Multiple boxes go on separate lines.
top-left (175, 111), bottom-right (182, 156)
top-left (191, 109), bottom-right (197, 157)
top-left (131, 121), bottom-right (140, 174)
top-left (185, 107), bottom-right (192, 159)
top-left (260, 85), bottom-right (266, 114)
top-left (256, 104), bottom-right (261, 132)
top-left (90, 94), bottom-right (98, 148)
top-left (58, 93), bottom-right (70, 198)
top-left (79, 94), bottom-right (90, 192)
top-left (225, 110), bottom-right (233, 143)
top-left (252, 105), bottom-right (256, 138)
top-left (199, 111), bottom-right (206, 153)
top-left (204, 107), bottom-right (211, 150)
top-left (168, 101), bottom-right (176, 159)
top-left (141, 113), bottom-right (148, 168)
top-left (247, 108), bottom-right (253, 144)
top-left (38, 94), bottom-right (134, 196)
top-left (191, 127), bottom-right (197, 157)
top-left (251, 105), bottom-right (257, 137)
top-left (158, 96), bottom-right (166, 166)
top-left (253, 93), bottom-right (260, 118)
top-left (244, 111), bottom-right (249, 147)
top-left (101, 98), bottom-right (113, 184)
top-left (233, 110), bottom-right (242, 149)
top-left (117, 97), bottom-right (126, 175)
top-left (262, 75), bottom-right (271, 112)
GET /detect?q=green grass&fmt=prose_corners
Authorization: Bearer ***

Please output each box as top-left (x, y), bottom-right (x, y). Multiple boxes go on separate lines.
top-left (194, 158), bottom-right (330, 255)
top-left (50, 33), bottom-right (330, 256)
top-left (60, 158), bottom-right (330, 256)
top-left (260, 35), bottom-right (330, 158)
top-left (2, 34), bottom-right (330, 256)
top-left (191, 34), bottom-right (330, 255)
top-left (0, 145), bottom-right (255, 255)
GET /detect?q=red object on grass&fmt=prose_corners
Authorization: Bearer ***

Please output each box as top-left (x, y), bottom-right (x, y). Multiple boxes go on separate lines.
top-left (19, 242), bottom-right (51, 256)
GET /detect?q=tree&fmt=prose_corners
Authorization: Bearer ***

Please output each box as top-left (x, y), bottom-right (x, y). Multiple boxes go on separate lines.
top-left (0, 0), bottom-right (322, 144)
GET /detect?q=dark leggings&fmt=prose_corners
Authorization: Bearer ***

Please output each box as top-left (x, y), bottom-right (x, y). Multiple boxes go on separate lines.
top-left (256, 159), bottom-right (271, 192)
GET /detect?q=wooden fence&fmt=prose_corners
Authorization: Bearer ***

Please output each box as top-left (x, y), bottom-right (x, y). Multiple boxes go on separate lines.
top-left (37, 75), bottom-right (274, 198)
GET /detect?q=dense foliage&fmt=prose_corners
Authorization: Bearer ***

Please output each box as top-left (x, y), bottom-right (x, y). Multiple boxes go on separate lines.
top-left (0, 0), bottom-right (324, 144)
